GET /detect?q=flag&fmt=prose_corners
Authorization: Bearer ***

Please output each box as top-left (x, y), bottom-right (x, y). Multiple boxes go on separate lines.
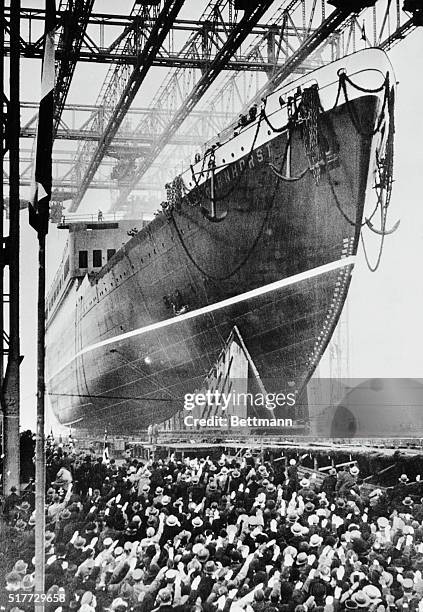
top-left (103, 429), bottom-right (110, 464)
top-left (29, 0), bottom-right (56, 236)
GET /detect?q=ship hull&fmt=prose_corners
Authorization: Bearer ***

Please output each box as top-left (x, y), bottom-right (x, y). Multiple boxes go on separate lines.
top-left (46, 52), bottom-right (393, 433)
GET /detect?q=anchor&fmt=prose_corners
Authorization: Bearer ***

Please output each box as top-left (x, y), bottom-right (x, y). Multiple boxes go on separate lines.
top-left (365, 217), bottom-right (400, 235)
top-left (200, 153), bottom-right (228, 223)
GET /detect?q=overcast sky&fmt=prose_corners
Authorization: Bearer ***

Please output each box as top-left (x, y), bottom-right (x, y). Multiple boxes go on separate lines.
top-left (10, 4), bottom-right (423, 430)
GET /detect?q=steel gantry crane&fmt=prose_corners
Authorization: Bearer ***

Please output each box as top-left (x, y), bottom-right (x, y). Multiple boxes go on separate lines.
top-left (2, 1), bottom-right (421, 208)
top-left (69, 0), bottom-right (187, 211)
top-left (120, 0), bottom-right (419, 203)
top-left (53, 0), bottom-right (96, 135)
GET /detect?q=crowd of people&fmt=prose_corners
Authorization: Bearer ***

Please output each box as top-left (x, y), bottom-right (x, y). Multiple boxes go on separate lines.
top-left (1, 440), bottom-right (423, 612)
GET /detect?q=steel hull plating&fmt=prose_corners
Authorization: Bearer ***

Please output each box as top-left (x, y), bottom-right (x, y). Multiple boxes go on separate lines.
top-left (46, 53), bottom-right (391, 433)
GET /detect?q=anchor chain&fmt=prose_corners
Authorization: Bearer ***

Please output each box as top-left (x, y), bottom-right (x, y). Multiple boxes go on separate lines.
top-left (299, 85), bottom-right (323, 185)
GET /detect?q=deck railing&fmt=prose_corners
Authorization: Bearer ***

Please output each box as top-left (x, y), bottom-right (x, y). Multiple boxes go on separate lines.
top-left (59, 212), bottom-right (124, 225)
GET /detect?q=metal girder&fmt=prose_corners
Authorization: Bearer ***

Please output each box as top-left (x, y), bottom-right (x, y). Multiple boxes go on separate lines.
top-left (21, 101), bottom-right (238, 116)
top-left (3, 148), bottom-right (171, 195)
top-left (68, 0), bottom-right (186, 212)
top-left (5, 1), bottom-right (417, 210)
top-left (19, 101), bottom-right (236, 148)
top-left (8, 175), bottom-right (160, 192)
top-left (4, 7), bottom-right (320, 67)
top-left (140, 0), bottom-right (415, 197)
top-left (110, 0), bottom-right (277, 210)
top-left (244, 0), bottom-right (413, 107)
top-left (20, 125), bottom-right (214, 147)
top-left (53, 0), bottom-right (95, 135)
top-left (379, 17), bottom-right (414, 48)
top-left (247, 6), bottom-right (354, 105)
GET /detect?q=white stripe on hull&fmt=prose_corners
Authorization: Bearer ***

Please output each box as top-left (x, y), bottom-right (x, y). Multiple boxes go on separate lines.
top-left (47, 255), bottom-right (355, 383)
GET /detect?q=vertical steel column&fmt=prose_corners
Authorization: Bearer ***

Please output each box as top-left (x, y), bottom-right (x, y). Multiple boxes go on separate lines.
top-left (2, 0), bottom-right (20, 493)
top-left (0, 0), bottom-right (4, 390)
top-left (35, 234), bottom-right (46, 607)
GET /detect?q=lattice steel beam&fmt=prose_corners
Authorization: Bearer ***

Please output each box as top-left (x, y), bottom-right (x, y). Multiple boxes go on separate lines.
top-left (8, 175), bottom-right (159, 191)
top-left (110, 0), bottom-right (278, 210)
top-left (20, 101), bottom-right (235, 147)
top-left (21, 125), bottom-right (215, 146)
top-left (3, 148), bottom-right (171, 195)
top-left (4, 7), bottom-right (319, 66)
top-left (68, 0), bottom-right (186, 212)
top-left (140, 0), bottom-right (415, 198)
top-left (53, 0), bottom-right (95, 135)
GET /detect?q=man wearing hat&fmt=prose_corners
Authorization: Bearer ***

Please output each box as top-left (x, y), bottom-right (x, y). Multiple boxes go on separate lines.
top-left (3, 486), bottom-right (21, 523)
top-left (288, 522), bottom-right (305, 548)
top-left (67, 535), bottom-right (87, 565)
top-left (109, 597), bottom-right (129, 612)
top-left (286, 459), bottom-right (299, 497)
top-left (394, 577), bottom-right (420, 610)
top-left (196, 561), bottom-right (217, 601)
top-left (298, 478), bottom-right (313, 498)
top-left (188, 475), bottom-right (205, 503)
top-left (153, 486), bottom-right (165, 506)
top-left (336, 465), bottom-right (359, 497)
top-left (13, 560), bottom-right (28, 577)
top-left (191, 516), bottom-right (205, 539)
top-left (229, 468), bottom-right (243, 493)
top-left (151, 589), bottom-right (174, 612)
top-left (1, 582), bottom-right (23, 612)
top-left (392, 473), bottom-right (411, 504)
top-left (161, 514), bottom-right (180, 543)
top-left (321, 468), bottom-right (338, 501)
top-left (351, 590), bottom-right (372, 608)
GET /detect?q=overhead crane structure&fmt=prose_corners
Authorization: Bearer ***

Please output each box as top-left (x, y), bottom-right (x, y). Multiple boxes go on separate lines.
top-left (13, 147), bottom-right (171, 195)
top-left (66, 0), bottom-right (423, 211)
top-left (1, 0), bottom-right (421, 210)
top-left (120, 0), bottom-right (418, 203)
top-left (66, 0), bottom-right (279, 211)
top-left (6, 7), bottom-right (337, 69)
top-left (69, 0), bottom-right (187, 211)
top-left (53, 0), bottom-right (95, 135)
